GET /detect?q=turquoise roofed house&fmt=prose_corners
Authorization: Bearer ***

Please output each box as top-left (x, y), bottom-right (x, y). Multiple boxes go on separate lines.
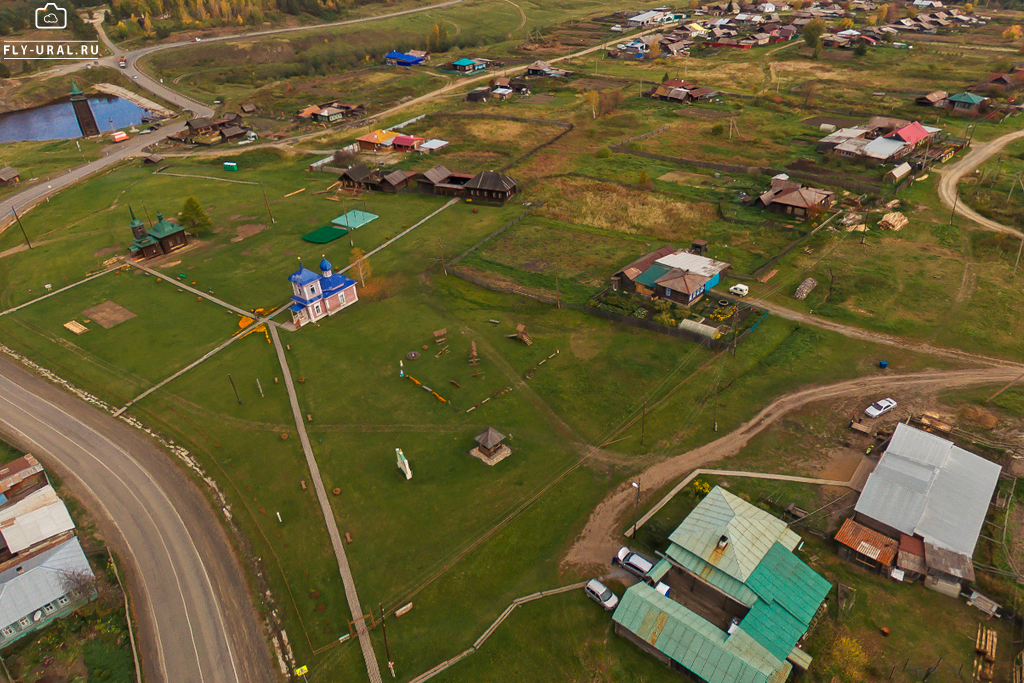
top-left (451, 57), bottom-right (486, 73)
top-left (127, 208), bottom-right (188, 260)
top-left (612, 486), bottom-right (831, 683)
top-left (947, 92), bottom-right (987, 116)
top-left (287, 256), bottom-right (359, 329)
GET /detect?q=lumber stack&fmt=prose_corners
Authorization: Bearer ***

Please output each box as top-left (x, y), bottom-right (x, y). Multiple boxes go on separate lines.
top-left (878, 212), bottom-right (908, 231)
top-left (972, 626), bottom-right (998, 682)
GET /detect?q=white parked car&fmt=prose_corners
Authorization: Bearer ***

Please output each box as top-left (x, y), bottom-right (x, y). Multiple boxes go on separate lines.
top-left (865, 398), bottom-right (897, 418)
top-left (584, 579), bottom-right (619, 610)
top-left (613, 547), bottom-right (653, 580)
top-left (729, 284), bottom-right (749, 297)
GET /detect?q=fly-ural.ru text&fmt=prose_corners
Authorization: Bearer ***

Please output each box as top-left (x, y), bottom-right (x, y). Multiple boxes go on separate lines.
top-left (2, 42), bottom-right (100, 59)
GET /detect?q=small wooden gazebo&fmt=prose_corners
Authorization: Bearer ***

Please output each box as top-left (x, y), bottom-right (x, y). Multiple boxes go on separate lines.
top-left (470, 427), bottom-right (511, 466)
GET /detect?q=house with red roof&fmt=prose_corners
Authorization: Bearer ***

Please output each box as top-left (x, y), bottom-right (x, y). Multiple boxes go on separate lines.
top-left (392, 135), bottom-right (425, 152)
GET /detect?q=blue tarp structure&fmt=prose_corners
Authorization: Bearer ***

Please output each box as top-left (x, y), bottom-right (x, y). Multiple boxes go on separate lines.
top-left (385, 51), bottom-right (423, 67)
top-left (331, 210), bottom-right (378, 229)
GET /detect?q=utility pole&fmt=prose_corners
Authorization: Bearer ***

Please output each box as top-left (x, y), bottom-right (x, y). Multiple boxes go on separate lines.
top-left (640, 396), bottom-right (647, 446)
top-left (141, 201), bottom-right (154, 228)
top-left (713, 367), bottom-right (720, 432)
top-left (1014, 235), bottom-right (1024, 278)
top-left (948, 191), bottom-right (959, 226)
top-left (10, 207), bottom-right (31, 249)
top-left (631, 480), bottom-right (640, 537)
top-left (380, 603), bottom-right (395, 678)
top-left (228, 374), bottom-right (242, 405)
top-left (438, 238), bottom-right (447, 275)
top-left (261, 183), bottom-right (276, 224)
top-left (555, 270), bottom-right (561, 308)
top-left (730, 307), bottom-right (738, 357)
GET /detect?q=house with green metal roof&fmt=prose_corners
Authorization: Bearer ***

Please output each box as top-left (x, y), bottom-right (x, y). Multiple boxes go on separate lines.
top-left (127, 208), bottom-right (188, 259)
top-left (947, 92), bottom-right (987, 116)
top-left (612, 487), bottom-right (831, 683)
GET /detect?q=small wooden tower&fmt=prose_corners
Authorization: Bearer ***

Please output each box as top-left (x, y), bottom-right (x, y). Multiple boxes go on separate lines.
top-left (469, 427), bottom-right (511, 466)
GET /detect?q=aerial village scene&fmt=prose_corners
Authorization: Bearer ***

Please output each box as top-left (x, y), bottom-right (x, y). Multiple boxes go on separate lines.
top-left (2, 0), bottom-right (1024, 682)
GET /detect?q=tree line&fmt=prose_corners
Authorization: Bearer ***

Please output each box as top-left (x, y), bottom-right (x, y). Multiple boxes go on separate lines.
top-left (0, 0), bottom-right (97, 38)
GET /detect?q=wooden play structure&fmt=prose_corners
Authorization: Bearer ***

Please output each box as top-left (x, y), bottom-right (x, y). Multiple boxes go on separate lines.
top-left (469, 341), bottom-right (479, 366)
top-left (434, 328), bottom-right (447, 344)
top-left (506, 324), bottom-right (533, 346)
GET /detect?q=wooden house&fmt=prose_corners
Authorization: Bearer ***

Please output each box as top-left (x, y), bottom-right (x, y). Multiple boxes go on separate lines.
top-left (755, 176), bottom-right (834, 217)
top-left (465, 87), bottom-right (491, 103)
top-left (463, 171), bottom-right (517, 203)
top-left (0, 167), bottom-right (20, 186)
top-left (417, 164), bottom-right (474, 196)
top-left (356, 129), bottom-right (400, 152)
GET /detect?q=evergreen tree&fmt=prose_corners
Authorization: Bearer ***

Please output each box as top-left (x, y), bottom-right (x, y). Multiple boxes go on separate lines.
top-left (180, 196), bottom-right (212, 237)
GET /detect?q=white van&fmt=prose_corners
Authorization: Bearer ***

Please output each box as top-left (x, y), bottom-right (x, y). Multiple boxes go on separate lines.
top-left (729, 284), bottom-right (749, 297)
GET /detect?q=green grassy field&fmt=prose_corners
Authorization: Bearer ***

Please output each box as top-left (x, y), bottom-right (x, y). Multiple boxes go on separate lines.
top-left (4, 12), bottom-right (1024, 681)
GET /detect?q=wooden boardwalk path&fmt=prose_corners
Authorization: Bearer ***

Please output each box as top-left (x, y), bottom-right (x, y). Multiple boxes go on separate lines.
top-left (269, 323), bottom-right (382, 683)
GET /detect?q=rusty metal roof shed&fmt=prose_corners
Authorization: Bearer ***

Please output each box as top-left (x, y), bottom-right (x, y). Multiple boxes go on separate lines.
top-left (834, 518), bottom-right (898, 566)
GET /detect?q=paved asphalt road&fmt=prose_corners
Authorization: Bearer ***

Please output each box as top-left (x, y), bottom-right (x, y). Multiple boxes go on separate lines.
top-left (1, 0), bottom-right (465, 229)
top-left (0, 356), bottom-right (275, 683)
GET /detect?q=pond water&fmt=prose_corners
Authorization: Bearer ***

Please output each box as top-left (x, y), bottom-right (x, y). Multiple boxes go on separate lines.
top-left (0, 96), bottom-right (148, 143)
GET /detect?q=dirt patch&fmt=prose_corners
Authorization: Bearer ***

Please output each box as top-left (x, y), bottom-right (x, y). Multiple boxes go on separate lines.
top-left (93, 245), bottom-right (122, 258)
top-left (231, 223), bottom-right (267, 242)
top-left (157, 260), bottom-right (182, 269)
top-left (82, 300), bottom-right (136, 329)
top-left (528, 94), bottom-right (556, 104)
top-left (658, 170), bottom-right (719, 186)
top-left (570, 78), bottom-right (628, 91)
top-left (961, 405), bottom-right (999, 429)
top-left (569, 330), bottom-right (609, 360)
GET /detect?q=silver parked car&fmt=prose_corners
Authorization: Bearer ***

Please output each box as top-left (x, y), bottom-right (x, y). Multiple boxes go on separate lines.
top-left (613, 546), bottom-right (653, 580)
top-left (865, 398), bottom-right (897, 418)
top-left (584, 579), bottom-right (619, 610)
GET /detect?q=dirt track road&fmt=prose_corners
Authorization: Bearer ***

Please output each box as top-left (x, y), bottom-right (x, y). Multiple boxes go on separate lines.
top-left (937, 128), bottom-right (1024, 237)
top-left (745, 297), bottom-right (1020, 368)
top-left (564, 365), bottom-right (1023, 570)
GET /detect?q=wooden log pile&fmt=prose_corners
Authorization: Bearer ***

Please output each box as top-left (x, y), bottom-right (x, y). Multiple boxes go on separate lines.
top-left (972, 626), bottom-right (997, 681)
top-left (878, 212), bottom-right (908, 231)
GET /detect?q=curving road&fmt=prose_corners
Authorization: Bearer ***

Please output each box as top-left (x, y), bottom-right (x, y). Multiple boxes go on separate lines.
top-left (0, 356), bottom-right (275, 683)
top-left (937, 127), bottom-right (1024, 238)
top-left (1, 0), bottom-right (469, 230)
top-left (564, 364), bottom-right (1024, 569)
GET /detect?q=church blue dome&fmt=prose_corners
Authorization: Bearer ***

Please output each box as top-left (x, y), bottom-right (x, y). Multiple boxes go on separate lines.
top-left (320, 257), bottom-right (332, 272)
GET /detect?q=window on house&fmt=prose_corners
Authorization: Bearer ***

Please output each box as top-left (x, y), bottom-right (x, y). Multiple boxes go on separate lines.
top-left (56, 595), bottom-right (70, 606)
top-left (42, 602), bottom-right (56, 615)
top-left (314, 304), bottom-right (322, 315)
top-left (18, 617), bottom-right (30, 629)
top-left (1, 626), bottom-right (13, 637)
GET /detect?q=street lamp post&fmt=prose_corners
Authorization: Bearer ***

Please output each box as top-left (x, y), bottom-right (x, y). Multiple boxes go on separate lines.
top-left (631, 480), bottom-right (640, 537)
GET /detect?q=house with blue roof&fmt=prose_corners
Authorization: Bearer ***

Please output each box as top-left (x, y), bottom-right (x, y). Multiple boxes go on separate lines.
top-left (385, 51), bottom-right (424, 67)
top-left (613, 486), bottom-right (831, 683)
top-left (287, 257), bottom-right (358, 329)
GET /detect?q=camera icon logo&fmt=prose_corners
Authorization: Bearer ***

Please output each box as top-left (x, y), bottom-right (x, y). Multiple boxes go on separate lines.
top-left (35, 3), bottom-right (67, 29)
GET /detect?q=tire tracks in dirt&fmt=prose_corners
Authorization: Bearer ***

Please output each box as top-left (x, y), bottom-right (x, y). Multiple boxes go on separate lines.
top-left (563, 365), bottom-right (1024, 570)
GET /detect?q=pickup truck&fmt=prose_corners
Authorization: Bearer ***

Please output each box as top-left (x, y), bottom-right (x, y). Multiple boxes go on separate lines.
top-left (118, 56), bottom-right (127, 68)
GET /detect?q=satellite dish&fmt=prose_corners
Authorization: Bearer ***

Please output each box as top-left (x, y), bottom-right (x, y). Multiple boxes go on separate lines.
top-left (32, 610), bottom-right (42, 622)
